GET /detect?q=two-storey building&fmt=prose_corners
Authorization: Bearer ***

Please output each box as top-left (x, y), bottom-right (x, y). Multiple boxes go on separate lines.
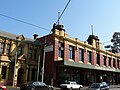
top-left (37, 24), bottom-right (120, 86)
top-left (0, 30), bottom-right (39, 86)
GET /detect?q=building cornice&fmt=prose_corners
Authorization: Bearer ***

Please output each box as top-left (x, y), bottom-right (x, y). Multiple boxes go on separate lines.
top-left (54, 33), bottom-right (120, 58)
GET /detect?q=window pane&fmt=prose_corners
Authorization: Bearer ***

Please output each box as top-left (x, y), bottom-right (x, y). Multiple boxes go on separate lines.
top-left (108, 57), bottom-right (111, 67)
top-left (6, 44), bottom-right (10, 55)
top-left (87, 51), bottom-right (91, 63)
top-left (0, 42), bottom-right (4, 54)
top-left (18, 46), bottom-right (23, 55)
top-left (58, 42), bottom-right (64, 58)
top-left (28, 48), bottom-right (32, 58)
top-left (96, 53), bottom-right (100, 65)
top-left (1, 66), bottom-right (7, 79)
top-left (113, 59), bottom-right (115, 67)
top-left (79, 48), bottom-right (84, 62)
top-left (103, 55), bottom-right (106, 66)
top-left (69, 45), bottom-right (74, 60)
top-left (34, 49), bottom-right (37, 60)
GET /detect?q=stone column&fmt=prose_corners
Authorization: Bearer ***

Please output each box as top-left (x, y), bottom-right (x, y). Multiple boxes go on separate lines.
top-left (13, 65), bottom-right (19, 87)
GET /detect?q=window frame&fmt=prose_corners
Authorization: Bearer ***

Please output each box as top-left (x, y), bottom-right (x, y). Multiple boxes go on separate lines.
top-left (87, 50), bottom-right (92, 63)
top-left (103, 55), bottom-right (107, 66)
top-left (78, 48), bottom-right (84, 62)
top-left (0, 42), bottom-right (5, 54)
top-left (96, 53), bottom-right (100, 65)
top-left (69, 45), bottom-right (74, 60)
top-left (58, 42), bottom-right (64, 58)
top-left (28, 48), bottom-right (32, 58)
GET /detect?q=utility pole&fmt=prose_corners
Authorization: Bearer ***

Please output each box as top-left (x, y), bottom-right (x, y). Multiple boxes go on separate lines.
top-left (41, 38), bottom-right (46, 83)
top-left (37, 55), bottom-right (40, 81)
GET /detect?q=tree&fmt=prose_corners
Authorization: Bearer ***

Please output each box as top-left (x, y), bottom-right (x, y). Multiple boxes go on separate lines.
top-left (105, 32), bottom-right (120, 53)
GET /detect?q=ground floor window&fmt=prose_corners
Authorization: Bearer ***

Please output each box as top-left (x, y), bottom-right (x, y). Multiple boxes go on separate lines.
top-left (1, 66), bottom-right (7, 79)
top-left (31, 68), bottom-right (37, 80)
top-left (56, 66), bottom-right (120, 86)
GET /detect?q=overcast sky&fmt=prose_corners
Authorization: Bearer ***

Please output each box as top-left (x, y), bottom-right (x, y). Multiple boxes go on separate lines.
top-left (0, 0), bottom-right (120, 47)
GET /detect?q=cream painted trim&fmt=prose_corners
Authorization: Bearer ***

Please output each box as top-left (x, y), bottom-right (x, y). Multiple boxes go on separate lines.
top-left (1, 59), bottom-right (10, 62)
top-left (58, 57), bottom-right (63, 61)
top-left (68, 59), bottom-right (74, 62)
top-left (78, 61), bottom-right (83, 63)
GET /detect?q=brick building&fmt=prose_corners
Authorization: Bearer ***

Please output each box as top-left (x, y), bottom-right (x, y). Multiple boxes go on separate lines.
top-left (37, 24), bottom-right (120, 86)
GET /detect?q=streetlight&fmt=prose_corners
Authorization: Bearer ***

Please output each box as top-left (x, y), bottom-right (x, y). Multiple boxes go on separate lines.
top-left (41, 38), bottom-right (46, 83)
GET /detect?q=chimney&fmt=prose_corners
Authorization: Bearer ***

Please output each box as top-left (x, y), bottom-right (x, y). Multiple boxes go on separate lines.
top-left (52, 23), bottom-right (65, 32)
top-left (33, 34), bottom-right (38, 40)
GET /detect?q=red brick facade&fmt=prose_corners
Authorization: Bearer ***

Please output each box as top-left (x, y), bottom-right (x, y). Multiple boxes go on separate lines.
top-left (37, 24), bottom-right (120, 86)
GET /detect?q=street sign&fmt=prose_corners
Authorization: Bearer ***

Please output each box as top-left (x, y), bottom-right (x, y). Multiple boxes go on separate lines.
top-left (44, 45), bottom-right (53, 52)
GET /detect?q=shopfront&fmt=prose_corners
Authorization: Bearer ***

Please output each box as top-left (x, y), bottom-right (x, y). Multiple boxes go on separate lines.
top-left (55, 60), bottom-right (120, 86)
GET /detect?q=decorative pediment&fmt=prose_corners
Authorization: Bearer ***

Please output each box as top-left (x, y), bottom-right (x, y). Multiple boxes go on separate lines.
top-left (16, 35), bottom-right (25, 41)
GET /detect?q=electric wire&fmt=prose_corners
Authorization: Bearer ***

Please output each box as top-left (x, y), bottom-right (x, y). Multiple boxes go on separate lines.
top-left (49, 0), bottom-right (72, 34)
top-left (0, 13), bottom-right (49, 31)
top-left (56, 0), bottom-right (72, 24)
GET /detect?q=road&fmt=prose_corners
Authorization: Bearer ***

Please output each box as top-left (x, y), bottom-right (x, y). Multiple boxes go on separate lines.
top-left (7, 86), bottom-right (120, 90)
top-left (110, 87), bottom-right (120, 90)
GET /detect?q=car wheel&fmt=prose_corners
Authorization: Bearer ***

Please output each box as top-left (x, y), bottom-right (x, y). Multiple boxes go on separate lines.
top-left (30, 87), bottom-right (36, 90)
top-left (70, 87), bottom-right (73, 90)
top-left (49, 87), bottom-right (53, 90)
top-left (79, 87), bottom-right (81, 90)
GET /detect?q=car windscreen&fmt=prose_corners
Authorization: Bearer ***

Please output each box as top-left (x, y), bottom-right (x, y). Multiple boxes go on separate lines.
top-left (90, 83), bottom-right (100, 88)
top-left (32, 81), bottom-right (47, 86)
top-left (64, 82), bottom-right (70, 84)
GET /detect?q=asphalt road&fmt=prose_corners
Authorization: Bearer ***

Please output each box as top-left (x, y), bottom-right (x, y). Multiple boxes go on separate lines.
top-left (7, 88), bottom-right (120, 90)
top-left (7, 86), bottom-right (120, 90)
top-left (110, 88), bottom-right (120, 90)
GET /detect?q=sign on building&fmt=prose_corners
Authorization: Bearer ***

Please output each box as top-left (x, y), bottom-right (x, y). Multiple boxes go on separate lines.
top-left (44, 45), bottom-right (53, 52)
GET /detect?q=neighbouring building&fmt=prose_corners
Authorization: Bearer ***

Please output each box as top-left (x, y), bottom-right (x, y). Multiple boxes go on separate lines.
top-left (36, 24), bottom-right (120, 86)
top-left (0, 30), bottom-right (39, 86)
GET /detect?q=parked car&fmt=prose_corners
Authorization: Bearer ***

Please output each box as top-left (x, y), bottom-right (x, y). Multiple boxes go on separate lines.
top-left (20, 81), bottom-right (53, 90)
top-left (0, 84), bottom-right (7, 90)
top-left (60, 81), bottom-right (83, 90)
top-left (87, 82), bottom-right (109, 90)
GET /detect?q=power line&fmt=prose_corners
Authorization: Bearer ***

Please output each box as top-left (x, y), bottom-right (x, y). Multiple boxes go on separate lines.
top-left (0, 13), bottom-right (50, 31)
top-left (56, 0), bottom-right (72, 24)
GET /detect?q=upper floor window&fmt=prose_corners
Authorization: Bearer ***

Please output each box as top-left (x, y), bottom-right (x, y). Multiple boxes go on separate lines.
top-left (6, 44), bottom-right (11, 55)
top-left (18, 46), bottom-right (23, 55)
top-left (117, 60), bottom-right (119, 68)
top-left (103, 55), bottom-right (106, 66)
top-left (78, 48), bottom-right (84, 62)
top-left (34, 49), bottom-right (37, 60)
top-left (69, 45), bottom-right (74, 60)
top-left (87, 51), bottom-right (92, 63)
top-left (58, 42), bottom-right (64, 58)
top-left (96, 53), bottom-right (100, 65)
top-left (0, 42), bottom-right (4, 54)
top-left (28, 48), bottom-right (32, 58)
top-left (108, 57), bottom-right (111, 67)
top-left (113, 58), bottom-right (116, 67)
